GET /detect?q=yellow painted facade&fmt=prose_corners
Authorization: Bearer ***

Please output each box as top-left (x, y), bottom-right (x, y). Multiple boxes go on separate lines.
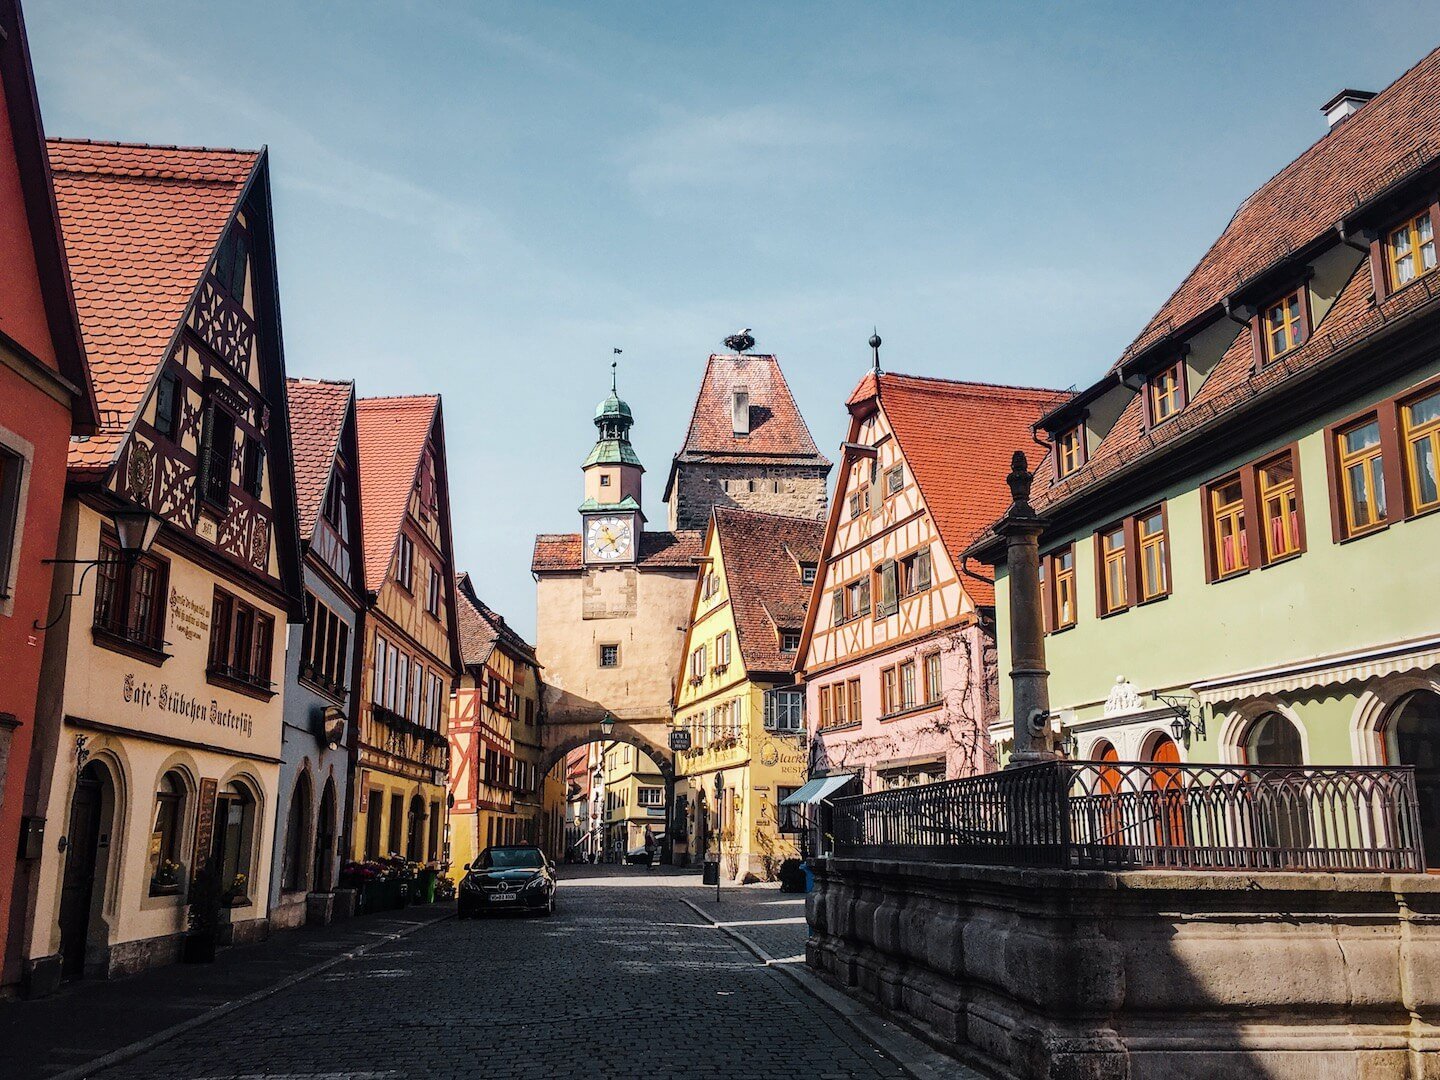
top-left (673, 527), bottom-right (807, 883)
top-left (599, 742), bottom-right (667, 859)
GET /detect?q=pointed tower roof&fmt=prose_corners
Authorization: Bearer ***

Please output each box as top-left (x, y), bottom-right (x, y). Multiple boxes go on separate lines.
top-left (663, 351), bottom-right (829, 501)
top-left (582, 360), bottom-right (643, 469)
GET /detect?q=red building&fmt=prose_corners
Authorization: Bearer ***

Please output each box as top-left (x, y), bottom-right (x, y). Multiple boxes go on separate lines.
top-left (0, 0), bottom-right (97, 988)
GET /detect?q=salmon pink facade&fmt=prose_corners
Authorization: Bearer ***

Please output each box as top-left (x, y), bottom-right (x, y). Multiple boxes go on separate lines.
top-left (796, 372), bottom-right (1065, 791)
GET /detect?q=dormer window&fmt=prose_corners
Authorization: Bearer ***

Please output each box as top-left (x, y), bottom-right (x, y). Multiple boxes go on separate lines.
top-left (1147, 361), bottom-right (1186, 426)
top-left (1056, 425), bottom-right (1085, 477)
top-left (1386, 210), bottom-right (1437, 290)
top-left (800, 562), bottom-right (817, 585)
top-left (1262, 287), bottom-right (1308, 362)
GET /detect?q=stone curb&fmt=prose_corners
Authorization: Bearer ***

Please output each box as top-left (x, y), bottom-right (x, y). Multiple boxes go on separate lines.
top-left (679, 898), bottom-right (977, 1080)
top-left (47, 910), bottom-right (455, 1080)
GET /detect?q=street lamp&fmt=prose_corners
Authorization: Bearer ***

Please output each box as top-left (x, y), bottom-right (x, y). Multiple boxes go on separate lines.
top-left (36, 505), bottom-right (164, 630)
top-left (600, 713), bottom-right (615, 738)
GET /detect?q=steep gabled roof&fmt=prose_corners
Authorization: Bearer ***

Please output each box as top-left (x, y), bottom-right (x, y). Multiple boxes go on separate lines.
top-left (712, 508), bottom-right (824, 677)
top-left (355, 394), bottom-right (439, 593)
top-left (48, 138), bottom-right (260, 474)
top-left (1118, 45), bottom-right (1440, 368)
top-left (531, 530), bottom-right (704, 573)
top-left (455, 572), bottom-right (537, 671)
top-left (864, 373), bottom-right (1069, 607)
top-left (287, 377), bottom-right (353, 542)
top-left (0, 0), bottom-right (94, 428)
top-left (664, 352), bottom-right (830, 500)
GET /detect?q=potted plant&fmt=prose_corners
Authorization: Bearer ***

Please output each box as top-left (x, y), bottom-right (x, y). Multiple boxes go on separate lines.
top-left (183, 861), bottom-right (223, 963)
top-left (221, 872), bottom-right (249, 907)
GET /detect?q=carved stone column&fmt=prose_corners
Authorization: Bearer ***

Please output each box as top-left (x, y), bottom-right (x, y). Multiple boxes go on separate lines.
top-left (999, 451), bottom-right (1058, 768)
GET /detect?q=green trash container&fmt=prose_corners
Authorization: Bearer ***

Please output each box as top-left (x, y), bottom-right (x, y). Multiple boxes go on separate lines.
top-left (417, 868), bottom-right (438, 904)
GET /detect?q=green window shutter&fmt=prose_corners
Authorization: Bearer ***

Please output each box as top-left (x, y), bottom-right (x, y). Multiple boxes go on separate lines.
top-left (880, 562), bottom-right (898, 616)
top-left (832, 588), bottom-right (845, 626)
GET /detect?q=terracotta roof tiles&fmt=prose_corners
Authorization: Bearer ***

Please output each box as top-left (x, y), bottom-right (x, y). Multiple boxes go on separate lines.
top-left (531, 529), bottom-right (704, 573)
top-left (712, 508), bottom-right (824, 676)
top-left (355, 394), bottom-right (438, 593)
top-left (48, 139), bottom-right (259, 475)
top-left (455, 572), bottom-right (536, 670)
top-left (869, 373), bottom-right (1070, 606)
top-left (286, 377), bottom-right (353, 542)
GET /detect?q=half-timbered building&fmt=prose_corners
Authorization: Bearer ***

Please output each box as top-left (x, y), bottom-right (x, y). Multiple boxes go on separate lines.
top-left (795, 370), bottom-right (1065, 792)
top-left (447, 572), bottom-right (544, 877)
top-left (0, 0), bottom-right (97, 994)
top-left (352, 395), bottom-right (460, 867)
top-left (18, 141), bottom-right (304, 991)
top-left (270, 378), bottom-right (365, 929)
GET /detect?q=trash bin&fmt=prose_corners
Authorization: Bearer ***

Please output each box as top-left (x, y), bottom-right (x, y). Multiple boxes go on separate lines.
top-left (416, 868), bottom-right (438, 904)
top-left (701, 859), bottom-right (719, 886)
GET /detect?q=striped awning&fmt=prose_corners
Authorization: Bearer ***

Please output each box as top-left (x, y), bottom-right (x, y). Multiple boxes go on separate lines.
top-left (1193, 635), bottom-right (1440, 705)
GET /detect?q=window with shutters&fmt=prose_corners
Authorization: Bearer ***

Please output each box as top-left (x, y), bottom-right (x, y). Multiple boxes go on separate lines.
top-left (875, 561), bottom-right (899, 617)
top-left (831, 587), bottom-right (844, 626)
top-left (689, 644), bottom-right (706, 683)
top-left (199, 403), bottom-right (235, 510)
top-left (397, 535), bottom-right (415, 592)
top-left (241, 437), bottom-right (265, 498)
top-left (764, 687), bottom-right (804, 732)
top-left (427, 565), bottom-right (442, 617)
top-left (885, 465), bottom-right (904, 496)
top-left (154, 372), bottom-right (182, 440)
top-left (92, 532), bottom-right (170, 656)
top-left (299, 592), bottom-right (350, 698)
top-left (900, 547), bottom-right (932, 596)
top-left (715, 631), bottom-right (732, 670)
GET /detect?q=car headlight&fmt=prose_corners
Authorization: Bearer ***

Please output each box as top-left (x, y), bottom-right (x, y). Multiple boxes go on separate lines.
top-left (522, 875), bottom-right (546, 891)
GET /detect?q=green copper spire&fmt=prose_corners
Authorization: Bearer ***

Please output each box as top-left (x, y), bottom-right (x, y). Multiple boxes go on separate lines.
top-left (584, 357), bottom-right (642, 468)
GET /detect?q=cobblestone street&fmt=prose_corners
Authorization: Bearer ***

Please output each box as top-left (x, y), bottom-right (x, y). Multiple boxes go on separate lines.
top-left (82, 867), bottom-right (917, 1080)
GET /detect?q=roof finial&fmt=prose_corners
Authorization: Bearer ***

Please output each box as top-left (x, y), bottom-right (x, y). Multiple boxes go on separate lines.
top-left (611, 347), bottom-right (621, 393)
top-left (869, 328), bottom-right (882, 373)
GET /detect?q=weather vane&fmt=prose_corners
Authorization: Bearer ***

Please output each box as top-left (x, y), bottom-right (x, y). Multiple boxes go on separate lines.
top-left (869, 328), bottom-right (882, 373)
top-left (612, 347), bottom-right (621, 392)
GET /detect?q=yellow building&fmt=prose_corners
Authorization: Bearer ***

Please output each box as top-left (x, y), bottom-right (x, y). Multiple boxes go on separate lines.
top-left (351, 396), bottom-right (461, 866)
top-left (447, 573), bottom-right (545, 877)
top-left (674, 508), bottom-right (821, 883)
top-left (598, 742), bottom-right (667, 860)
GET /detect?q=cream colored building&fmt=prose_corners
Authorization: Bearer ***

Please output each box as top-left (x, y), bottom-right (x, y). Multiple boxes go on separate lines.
top-left (599, 742), bottom-right (667, 859)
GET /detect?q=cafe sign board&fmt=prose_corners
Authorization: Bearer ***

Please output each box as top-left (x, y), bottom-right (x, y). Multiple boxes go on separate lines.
top-left (669, 729), bottom-right (692, 752)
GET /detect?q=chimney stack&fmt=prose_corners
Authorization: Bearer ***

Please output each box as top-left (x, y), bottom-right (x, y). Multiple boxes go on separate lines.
top-left (731, 388), bottom-right (750, 436)
top-left (1321, 88), bottom-right (1376, 128)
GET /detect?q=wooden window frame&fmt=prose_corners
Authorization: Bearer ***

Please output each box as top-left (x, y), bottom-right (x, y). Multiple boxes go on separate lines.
top-left (885, 465), bottom-right (904, 496)
top-left (206, 586), bottom-right (276, 698)
top-left (899, 546), bottom-right (932, 597)
top-left (1094, 521), bottom-right (1133, 617)
top-left (1202, 471), bottom-right (1253, 582)
top-left (154, 371), bottom-right (182, 440)
top-left (1146, 360), bottom-right (1187, 427)
top-left (1400, 382), bottom-right (1440, 518)
top-left (92, 531), bottom-right (171, 660)
top-left (396, 534), bottom-right (415, 593)
top-left (923, 651), bottom-right (943, 704)
top-left (1136, 503), bottom-right (1172, 603)
top-left (241, 437), bottom-right (265, 498)
top-left (1257, 448), bottom-right (1307, 564)
top-left (1256, 285), bottom-right (1311, 366)
top-left (1044, 545), bottom-right (1077, 632)
top-left (426, 565), bottom-right (442, 617)
top-left (1375, 203), bottom-right (1440, 296)
top-left (848, 678), bottom-right (862, 725)
top-left (1056, 424), bottom-right (1087, 477)
top-left (198, 400), bottom-right (236, 512)
top-left (880, 666), bottom-right (898, 718)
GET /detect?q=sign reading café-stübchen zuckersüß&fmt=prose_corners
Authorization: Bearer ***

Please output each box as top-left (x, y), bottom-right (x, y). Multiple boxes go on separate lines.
top-left (122, 673), bottom-right (255, 738)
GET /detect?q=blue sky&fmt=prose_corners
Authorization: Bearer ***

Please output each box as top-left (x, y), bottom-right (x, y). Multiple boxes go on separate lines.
top-left (25, 1), bottom-right (1440, 638)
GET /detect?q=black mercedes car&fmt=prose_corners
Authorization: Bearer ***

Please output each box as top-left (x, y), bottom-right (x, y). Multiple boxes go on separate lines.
top-left (458, 845), bottom-right (557, 918)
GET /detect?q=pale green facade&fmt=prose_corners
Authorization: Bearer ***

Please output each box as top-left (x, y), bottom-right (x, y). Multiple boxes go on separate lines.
top-left (995, 355), bottom-right (1440, 768)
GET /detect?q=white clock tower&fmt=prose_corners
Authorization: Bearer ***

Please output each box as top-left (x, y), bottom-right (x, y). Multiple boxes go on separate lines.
top-left (580, 363), bottom-right (644, 566)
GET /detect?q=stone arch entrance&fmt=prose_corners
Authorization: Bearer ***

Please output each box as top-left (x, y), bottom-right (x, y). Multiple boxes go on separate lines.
top-left (539, 721), bottom-right (676, 866)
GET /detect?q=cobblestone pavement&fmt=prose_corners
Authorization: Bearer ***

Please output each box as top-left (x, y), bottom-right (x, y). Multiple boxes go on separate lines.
top-left (98, 866), bottom-right (909, 1080)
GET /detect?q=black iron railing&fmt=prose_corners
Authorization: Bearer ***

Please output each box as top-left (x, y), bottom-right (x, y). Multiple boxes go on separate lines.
top-left (830, 760), bottom-right (1424, 873)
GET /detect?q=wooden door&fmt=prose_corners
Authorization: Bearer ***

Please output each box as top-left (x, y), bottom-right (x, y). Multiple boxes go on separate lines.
top-left (58, 770), bottom-right (103, 979)
top-left (1149, 736), bottom-right (1186, 851)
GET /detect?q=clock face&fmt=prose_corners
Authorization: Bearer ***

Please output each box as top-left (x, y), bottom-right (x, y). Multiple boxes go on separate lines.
top-left (586, 516), bottom-right (634, 561)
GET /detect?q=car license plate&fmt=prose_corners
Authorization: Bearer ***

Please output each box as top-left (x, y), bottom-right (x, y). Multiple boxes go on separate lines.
top-left (489, 892), bottom-right (518, 902)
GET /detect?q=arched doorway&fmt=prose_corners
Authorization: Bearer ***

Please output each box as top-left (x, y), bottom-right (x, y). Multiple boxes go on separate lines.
top-left (314, 779), bottom-right (338, 889)
top-left (281, 774), bottom-right (312, 894)
top-left (1087, 740), bottom-right (1124, 848)
top-left (212, 780), bottom-right (258, 904)
top-left (406, 794), bottom-right (425, 861)
top-left (1390, 690), bottom-right (1440, 868)
top-left (58, 760), bottom-right (116, 979)
top-left (1244, 712), bottom-right (1308, 858)
top-left (1146, 734), bottom-right (1185, 851)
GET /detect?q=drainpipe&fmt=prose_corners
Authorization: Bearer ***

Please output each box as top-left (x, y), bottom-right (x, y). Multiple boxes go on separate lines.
top-left (998, 451), bottom-right (1057, 769)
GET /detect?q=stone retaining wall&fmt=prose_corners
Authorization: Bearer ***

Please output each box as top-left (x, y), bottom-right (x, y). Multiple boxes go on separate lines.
top-left (807, 856), bottom-right (1440, 1079)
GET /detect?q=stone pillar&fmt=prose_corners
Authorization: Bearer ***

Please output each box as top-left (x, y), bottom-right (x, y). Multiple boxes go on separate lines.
top-left (999, 451), bottom-right (1057, 768)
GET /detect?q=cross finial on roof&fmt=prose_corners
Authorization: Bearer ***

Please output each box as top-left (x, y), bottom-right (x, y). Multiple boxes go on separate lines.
top-left (869, 328), bottom-right (882, 373)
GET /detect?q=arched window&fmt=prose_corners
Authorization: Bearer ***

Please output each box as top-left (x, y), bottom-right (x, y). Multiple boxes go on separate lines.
top-left (149, 771), bottom-right (188, 896)
top-left (213, 781), bottom-right (257, 903)
top-left (1246, 712), bottom-right (1304, 766)
top-left (1391, 690), bottom-right (1440, 868)
top-left (282, 775), bottom-right (311, 893)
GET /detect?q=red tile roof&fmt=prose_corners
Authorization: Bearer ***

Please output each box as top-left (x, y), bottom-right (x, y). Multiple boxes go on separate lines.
top-left (455, 572), bottom-right (537, 670)
top-left (1117, 46), bottom-right (1440, 368)
top-left (286, 377), bottom-right (353, 542)
top-left (48, 139), bottom-right (259, 475)
top-left (355, 394), bottom-right (438, 593)
top-left (665, 353), bottom-right (829, 498)
top-left (712, 508), bottom-right (824, 677)
top-left (531, 529), bottom-right (704, 573)
top-left (869, 373), bottom-right (1070, 606)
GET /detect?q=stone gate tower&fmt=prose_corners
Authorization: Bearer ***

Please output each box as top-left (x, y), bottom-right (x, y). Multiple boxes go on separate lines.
top-left (663, 348), bottom-right (831, 531)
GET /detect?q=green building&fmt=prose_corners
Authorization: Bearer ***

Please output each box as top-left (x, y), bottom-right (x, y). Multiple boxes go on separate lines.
top-left (969, 60), bottom-right (1440, 863)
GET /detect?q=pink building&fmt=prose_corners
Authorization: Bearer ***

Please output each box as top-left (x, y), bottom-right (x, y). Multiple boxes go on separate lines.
top-left (796, 369), bottom-right (1065, 791)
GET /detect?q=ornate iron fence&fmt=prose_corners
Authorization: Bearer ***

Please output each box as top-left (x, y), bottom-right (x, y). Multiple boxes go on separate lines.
top-left (829, 760), bottom-right (1424, 873)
